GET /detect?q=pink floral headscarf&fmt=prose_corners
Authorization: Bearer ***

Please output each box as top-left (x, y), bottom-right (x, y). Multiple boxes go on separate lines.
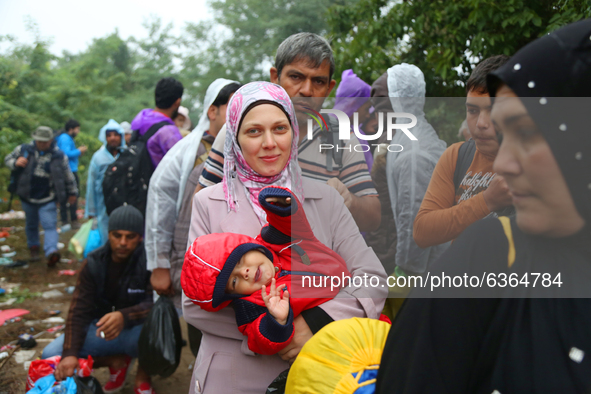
top-left (223, 81), bottom-right (304, 224)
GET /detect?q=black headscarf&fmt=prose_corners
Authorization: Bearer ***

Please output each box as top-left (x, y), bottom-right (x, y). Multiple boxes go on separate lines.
top-left (487, 18), bottom-right (591, 223)
top-left (376, 19), bottom-right (591, 394)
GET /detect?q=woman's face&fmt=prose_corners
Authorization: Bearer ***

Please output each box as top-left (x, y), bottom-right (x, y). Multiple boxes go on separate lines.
top-left (237, 104), bottom-right (293, 177)
top-left (492, 85), bottom-right (585, 237)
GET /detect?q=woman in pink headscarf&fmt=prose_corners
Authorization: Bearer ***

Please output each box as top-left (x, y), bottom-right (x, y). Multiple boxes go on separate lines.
top-left (183, 81), bottom-right (387, 394)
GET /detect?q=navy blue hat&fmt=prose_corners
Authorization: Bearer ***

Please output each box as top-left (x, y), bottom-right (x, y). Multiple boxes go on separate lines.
top-left (211, 243), bottom-right (274, 308)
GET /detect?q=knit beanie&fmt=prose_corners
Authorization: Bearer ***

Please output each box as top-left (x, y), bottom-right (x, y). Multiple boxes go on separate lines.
top-left (212, 243), bottom-right (274, 308)
top-left (108, 205), bottom-right (144, 235)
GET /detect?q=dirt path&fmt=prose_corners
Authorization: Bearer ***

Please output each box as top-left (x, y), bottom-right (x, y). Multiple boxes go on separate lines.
top-left (0, 217), bottom-right (194, 393)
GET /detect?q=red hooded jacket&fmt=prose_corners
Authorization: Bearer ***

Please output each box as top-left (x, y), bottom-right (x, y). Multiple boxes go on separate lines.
top-left (182, 186), bottom-right (351, 355)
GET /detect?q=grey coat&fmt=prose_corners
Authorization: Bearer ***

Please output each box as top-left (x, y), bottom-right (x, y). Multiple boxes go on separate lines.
top-left (183, 177), bottom-right (387, 394)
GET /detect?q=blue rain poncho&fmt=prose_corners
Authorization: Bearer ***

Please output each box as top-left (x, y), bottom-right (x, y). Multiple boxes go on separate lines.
top-left (84, 119), bottom-right (126, 245)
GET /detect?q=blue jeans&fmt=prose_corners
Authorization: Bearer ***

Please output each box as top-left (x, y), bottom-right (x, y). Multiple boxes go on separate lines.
top-left (21, 200), bottom-right (59, 256)
top-left (41, 320), bottom-right (143, 359)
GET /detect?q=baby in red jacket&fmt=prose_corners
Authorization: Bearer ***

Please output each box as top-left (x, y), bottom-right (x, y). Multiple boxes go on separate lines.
top-left (182, 186), bottom-right (351, 355)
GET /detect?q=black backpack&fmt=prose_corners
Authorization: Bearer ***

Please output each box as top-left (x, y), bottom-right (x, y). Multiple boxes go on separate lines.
top-left (322, 116), bottom-right (344, 172)
top-left (453, 139), bottom-right (477, 192)
top-left (102, 121), bottom-right (169, 216)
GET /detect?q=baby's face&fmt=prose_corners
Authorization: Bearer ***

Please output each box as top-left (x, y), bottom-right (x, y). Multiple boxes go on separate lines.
top-left (226, 250), bottom-right (276, 295)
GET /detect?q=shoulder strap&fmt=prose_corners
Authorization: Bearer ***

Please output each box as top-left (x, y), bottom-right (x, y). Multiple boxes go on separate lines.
top-left (453, 139), bottom-right (477, 191)
top-left (137, 120), bottom-right (171, 143)
top-left (325, 117), bottom-right (343, 171)
top-left (20, 143), bottom-right (34, 157)
top-left (498, 216), bottom-right (516, 268)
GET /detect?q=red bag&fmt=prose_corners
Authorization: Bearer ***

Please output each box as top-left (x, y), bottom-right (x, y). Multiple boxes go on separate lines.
top-left (26, 355), bottom-right (93, 391)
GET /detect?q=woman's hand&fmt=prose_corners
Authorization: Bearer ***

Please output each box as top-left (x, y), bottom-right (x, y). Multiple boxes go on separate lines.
top-left (262, 278), bottom-right (290, 325)
top-left (277, 315), bottom-right (313, 364)
top-left (265, 196), bottom-right (292, 207)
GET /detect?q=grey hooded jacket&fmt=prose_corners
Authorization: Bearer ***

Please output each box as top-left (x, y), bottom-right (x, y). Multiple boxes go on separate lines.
top-left (385, 64), bottom-right (449, 273)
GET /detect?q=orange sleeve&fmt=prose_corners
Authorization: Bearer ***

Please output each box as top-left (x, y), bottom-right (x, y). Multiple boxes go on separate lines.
top-left (413, 142), bottom-right (490, 248)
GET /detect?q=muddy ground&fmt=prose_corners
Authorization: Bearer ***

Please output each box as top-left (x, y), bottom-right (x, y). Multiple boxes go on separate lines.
top-left (0, 208), bottom-right (194, 394)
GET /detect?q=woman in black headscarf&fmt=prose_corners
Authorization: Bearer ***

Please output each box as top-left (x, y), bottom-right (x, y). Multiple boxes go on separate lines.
top-left (376, 19), bottom-right (591, 393)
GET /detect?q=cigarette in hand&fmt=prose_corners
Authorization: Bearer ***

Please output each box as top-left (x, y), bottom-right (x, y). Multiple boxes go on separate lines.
top-left (100, 331), bottom-right (105, 339)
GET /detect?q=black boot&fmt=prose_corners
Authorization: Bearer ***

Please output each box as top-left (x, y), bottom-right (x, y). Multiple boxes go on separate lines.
top-left (47, 251), bottom-right (60, 268)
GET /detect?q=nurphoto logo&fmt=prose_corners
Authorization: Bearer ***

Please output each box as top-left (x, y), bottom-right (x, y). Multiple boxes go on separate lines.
top-left (304, 108), bottom-right (419, 154)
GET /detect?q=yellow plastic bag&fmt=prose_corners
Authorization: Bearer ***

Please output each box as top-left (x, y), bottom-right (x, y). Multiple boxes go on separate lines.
top-left (68, 220), bottom-right (93, 258)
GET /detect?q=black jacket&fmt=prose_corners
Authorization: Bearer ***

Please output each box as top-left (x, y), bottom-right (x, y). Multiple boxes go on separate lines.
top-left (62, 241), bottom-right (153, 358)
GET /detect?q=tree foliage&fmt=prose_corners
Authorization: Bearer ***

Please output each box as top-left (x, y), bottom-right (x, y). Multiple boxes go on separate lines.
top-left (1, 1), bottom-right (588, 200)
top-left (328, 0), bottom-right (591, 96)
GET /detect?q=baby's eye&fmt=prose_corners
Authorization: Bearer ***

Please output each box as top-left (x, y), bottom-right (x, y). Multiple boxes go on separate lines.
top-left (232, 277), bottom-right (237, 289)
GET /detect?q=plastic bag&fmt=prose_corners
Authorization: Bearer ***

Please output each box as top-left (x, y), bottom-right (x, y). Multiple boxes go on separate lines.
top-left (27, 356), bottom-right (93, 391)
top-left (138, 296), bottom-right (182, 377)
top-left (68, 220), bottom-right (93, 258)
top-left (74, 376), bottom-right (104, 394)
top-left (266, 368), bottom-right (290, 394)
top-left (26, 374), bottom-right (77, 394)
top-left (83, 223), bottom-right (102, 258)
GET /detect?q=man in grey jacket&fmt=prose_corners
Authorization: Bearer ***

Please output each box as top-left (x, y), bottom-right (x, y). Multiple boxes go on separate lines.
top-left (5, 126), bottom-right (78, 265)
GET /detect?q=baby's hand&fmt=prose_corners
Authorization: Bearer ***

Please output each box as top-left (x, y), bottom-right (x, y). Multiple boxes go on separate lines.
top-left (265, 196), bottom-right (292, 207)
top-left (261, 278), bottom-right (290, 325)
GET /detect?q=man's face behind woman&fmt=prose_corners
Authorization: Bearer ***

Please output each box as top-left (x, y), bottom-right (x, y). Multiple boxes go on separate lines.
top-left (237, 104), bottom-right (293, 177)
top-left (492, 85), bottom-right (585, 237)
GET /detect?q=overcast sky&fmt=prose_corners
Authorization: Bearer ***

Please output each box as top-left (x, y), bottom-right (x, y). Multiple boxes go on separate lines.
top-left (0, 0), bottom-right (211, 55)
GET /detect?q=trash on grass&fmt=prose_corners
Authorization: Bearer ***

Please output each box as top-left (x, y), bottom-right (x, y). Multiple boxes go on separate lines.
top-left (0, 298), bottom-right (17, 307)
top-left (41, 290), bottom-right (64, 299)
top-left (17, 333), bottom-right (37, 349)
top-left (57, 242), bottom-right (65, 250)
top-left (0, 245), bottom-right (11, 252)
top-left (0, 308), bottom-right (29, 325)
top-left (2, 251), bottom-right (16, 257)
top-left (42, 317), bottom-right (65, 324)
top-left (47, 324), bottom-right (65, 333)
top-left (65, 286), bottom-right (75, 294)
top-left (5, 260), bottom-right (28, 268)
top-left (58, 270), bottom-right (77, 276)
top-left (48, 283), bottom-right (66, 288)
top-left (0, 211), bottom-right (25, 220)
top-left (14, 349), bottom-right (36, 363)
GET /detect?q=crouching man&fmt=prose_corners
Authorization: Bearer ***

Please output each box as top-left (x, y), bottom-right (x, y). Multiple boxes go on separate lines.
top-left (41, 205), bottom-right (155, 394)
